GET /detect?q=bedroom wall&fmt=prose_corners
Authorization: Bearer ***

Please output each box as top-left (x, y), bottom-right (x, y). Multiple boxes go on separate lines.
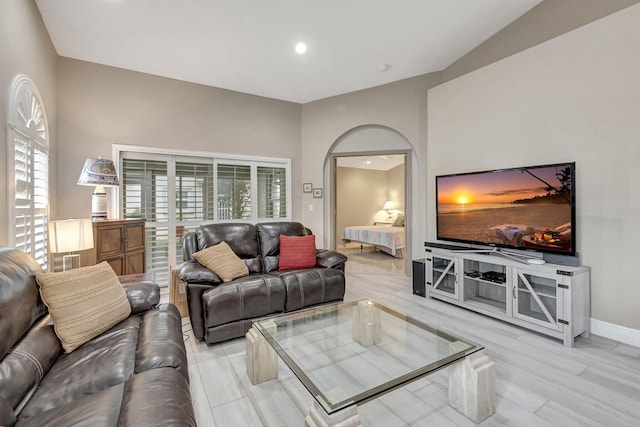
top-left (335, 167), bottom-right (389, 245)
top-left (387, 164), bottom-right (405, 216)
top-left (0, 0), bottom-right (58, 245)
top-left (56, 58), bottom-right (302, 221)
top-left (427, 4), bottom-right (640, 332)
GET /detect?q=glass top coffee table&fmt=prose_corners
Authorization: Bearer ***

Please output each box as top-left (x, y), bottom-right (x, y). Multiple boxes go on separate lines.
top-left (246, 299), bottom-right (495, 426)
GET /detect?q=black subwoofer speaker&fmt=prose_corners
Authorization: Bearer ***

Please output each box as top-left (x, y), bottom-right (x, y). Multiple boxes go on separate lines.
top-left (412, 259), bottom-right (426, 297)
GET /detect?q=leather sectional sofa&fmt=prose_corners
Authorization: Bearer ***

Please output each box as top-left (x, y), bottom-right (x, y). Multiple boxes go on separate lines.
top-left (180, 222), bottom-right (348, 344)
top-left (0, 247), bottom-right (195, 427)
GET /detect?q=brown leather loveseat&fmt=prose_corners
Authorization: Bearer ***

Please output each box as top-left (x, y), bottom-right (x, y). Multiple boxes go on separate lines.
top-left (0, 247), bottom-right (196, 426)
top-left (180, 222), bottom-right (347, 344)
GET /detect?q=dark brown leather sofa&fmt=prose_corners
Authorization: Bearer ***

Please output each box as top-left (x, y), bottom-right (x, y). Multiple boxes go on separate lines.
top-left (180, 222), bottom-right (347, 344)
top-left (0, 247), bottom-right (196, 427)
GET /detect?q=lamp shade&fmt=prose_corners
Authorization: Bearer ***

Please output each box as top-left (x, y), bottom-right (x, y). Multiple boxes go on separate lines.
top-left (49, 219), bottom-right (94, 253)
top-left (382, 200), bottom-right (394, 210)
top-left (77, 158), bottom-right (119, 187)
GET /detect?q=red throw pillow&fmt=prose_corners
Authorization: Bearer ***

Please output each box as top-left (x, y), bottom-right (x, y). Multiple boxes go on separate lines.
top-left (279, 235), bottom-right (316, 271)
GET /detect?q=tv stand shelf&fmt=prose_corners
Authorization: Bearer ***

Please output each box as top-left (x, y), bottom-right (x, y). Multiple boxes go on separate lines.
top-left (424, 247), bottom-right (590, 347)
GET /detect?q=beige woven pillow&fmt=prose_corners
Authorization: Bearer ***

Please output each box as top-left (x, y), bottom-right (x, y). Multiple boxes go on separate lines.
top-left (35, 261), bottom-right (131, 353)
top-left (193, 241), bottom-right (249, 282)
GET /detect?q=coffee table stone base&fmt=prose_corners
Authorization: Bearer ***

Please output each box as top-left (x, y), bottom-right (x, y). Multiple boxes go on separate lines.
top-left (305, 401), bottom-right (362, 427)
top-left (448, 349), bottom-right (496, 423)
top-left (246, 323), bottom-right (278, 385)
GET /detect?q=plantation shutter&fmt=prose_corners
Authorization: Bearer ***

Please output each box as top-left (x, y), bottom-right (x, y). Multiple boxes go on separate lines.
top-left (257, 166), bottom-right (287, 219)
top-left (121, 159), bottom-right (169, 282)
top-left (216, 164), bottom-right (251, 220)
top-left (13, 131), bottom-right (49, 268)
top-left (174, 161), bottom-right (214, 264)
top-left (8, 75), bottom-right (49, 270)
top-left (175, 162), bottom-right (214, 222)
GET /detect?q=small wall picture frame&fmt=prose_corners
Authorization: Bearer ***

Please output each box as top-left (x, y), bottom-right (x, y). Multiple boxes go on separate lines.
top-left (303, 183), bottom-right (313, 193)
top-left (313, 188), bottom-right (323, 198)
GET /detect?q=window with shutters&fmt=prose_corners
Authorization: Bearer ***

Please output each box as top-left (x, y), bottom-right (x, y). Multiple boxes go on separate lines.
top-left (258, 165), bottom-right (287, 219)
top-left (6, 75), bottom-right (49, 269)
top-left (117, 147), bottom-right (290, 285)
top-left (215, 163), bottom-right (251, 220)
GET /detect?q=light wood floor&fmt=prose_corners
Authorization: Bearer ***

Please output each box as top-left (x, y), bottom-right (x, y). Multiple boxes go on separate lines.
top-left (178, 254), bottom-right (640, 426)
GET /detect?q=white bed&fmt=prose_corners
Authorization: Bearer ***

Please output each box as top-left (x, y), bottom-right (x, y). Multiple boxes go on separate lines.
top-left (341, 225), bottom-right (405, 258)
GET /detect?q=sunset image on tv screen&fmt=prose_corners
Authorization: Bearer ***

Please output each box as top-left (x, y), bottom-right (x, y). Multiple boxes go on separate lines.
top-left (436, 164), bottom-right (573, 254)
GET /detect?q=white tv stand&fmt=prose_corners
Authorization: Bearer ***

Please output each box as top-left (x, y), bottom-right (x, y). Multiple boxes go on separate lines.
top-left (424, 247), bottom-right (590, 347)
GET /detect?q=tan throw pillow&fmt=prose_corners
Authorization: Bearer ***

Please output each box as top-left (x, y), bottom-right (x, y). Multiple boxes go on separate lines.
top-left (35, 261), bottom-right (131, 353)
top-left (193, 241), bottom-right (249, 282)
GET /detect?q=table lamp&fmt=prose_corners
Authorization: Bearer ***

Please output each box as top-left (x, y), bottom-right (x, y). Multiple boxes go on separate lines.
top-left (49, 218), bottom-right (94, 270)
top-left (382, 200), bottom-right (394, 220)
top-left (77, 157), bottom-right (119, 220)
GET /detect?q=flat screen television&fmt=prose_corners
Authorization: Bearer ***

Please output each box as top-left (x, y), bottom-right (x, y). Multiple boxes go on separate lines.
top-left (435, 162), bottom-right (576, 256)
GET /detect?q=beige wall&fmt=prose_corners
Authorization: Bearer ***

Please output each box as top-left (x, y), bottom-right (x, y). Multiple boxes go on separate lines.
top-left (56, 58), bottom-right (302, 220)
top-left (0, 0), bottom-right (58, 245)
top-left (428, 4), bottom-right (640, 329)
top-left (387, 164), bottom-right (405, 215)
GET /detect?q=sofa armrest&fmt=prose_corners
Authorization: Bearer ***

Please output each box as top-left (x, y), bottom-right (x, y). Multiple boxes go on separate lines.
top-left (179, 261), bottom-right (222, 285)
top-left (122, 282), bottom-right (160, 314)
top-left (315, 249), bottom-right (347, 271)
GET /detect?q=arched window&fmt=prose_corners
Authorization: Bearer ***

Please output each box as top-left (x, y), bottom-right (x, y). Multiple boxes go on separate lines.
top-left (6, 74), bottom-right (49, 269)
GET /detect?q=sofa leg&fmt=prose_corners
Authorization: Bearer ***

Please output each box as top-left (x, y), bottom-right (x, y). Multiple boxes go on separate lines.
top-left (246, 323), bottom-right (278, 385)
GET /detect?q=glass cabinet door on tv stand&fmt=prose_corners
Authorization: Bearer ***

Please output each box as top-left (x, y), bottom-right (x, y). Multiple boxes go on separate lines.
top-left (427, 254), bottom-right (458, 299)
top-left (512, 269), bottom-right (564, 332)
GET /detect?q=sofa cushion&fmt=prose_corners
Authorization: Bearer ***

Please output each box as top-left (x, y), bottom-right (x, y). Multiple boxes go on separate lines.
top-left (193, 241), bottom-right (249, 282)
top-left (135, 303), bottom-right (188, 380)
top-left (19, 316), bottom-right (141, 418)
top-left (0, 248), bottom-right (47, 360)
top-left (0, 396), bottom-right (16, 426)
top-left (122, 281), bottom-right (160, 314)
top-left (118, 367), bottom-right (196, 427)
top-left (202, 275), bottom-right (285, 328)
top-left (15, 381), bottom-right (124, 427)
top-left (271, 268), bottom-right (346, 312)
top-left (256, 222), bottom-right (309, 272)
top-left (196, 223), bottom-right (263, 274)
top-left (35, 262), bottom-right (132, 353)
top-left (279, 235), bottom-right (316, 271)
top-left (0, 316), bottom-right (60, 415)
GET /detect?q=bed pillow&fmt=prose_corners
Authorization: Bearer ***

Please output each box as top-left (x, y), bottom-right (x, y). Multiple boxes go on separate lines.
top-left (279, 235), bottom-right (316, 271)
top-left (35, 261), bottom-right (131, 353)
top-left (393, 214), bottom-right (405, 227)
top-left (193, 241), bottom-right (249, 282)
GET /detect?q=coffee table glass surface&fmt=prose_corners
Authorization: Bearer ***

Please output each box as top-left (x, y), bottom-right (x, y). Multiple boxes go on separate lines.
top-left (252, 298), bottom-right (483, 414)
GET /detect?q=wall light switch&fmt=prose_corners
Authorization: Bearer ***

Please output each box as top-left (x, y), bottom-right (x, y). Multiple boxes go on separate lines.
top-left (308, 204), bottom-right (314, 212)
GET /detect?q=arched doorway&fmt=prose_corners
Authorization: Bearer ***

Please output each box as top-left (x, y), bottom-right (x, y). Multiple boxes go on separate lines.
top-left (326, 125), bottom-right (415, 274)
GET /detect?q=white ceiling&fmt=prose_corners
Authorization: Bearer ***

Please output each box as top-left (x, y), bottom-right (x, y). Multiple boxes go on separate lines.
top-left (337, 155), bottom-right (404, 171)
top-left (36, 0), bottom-right (542, 104)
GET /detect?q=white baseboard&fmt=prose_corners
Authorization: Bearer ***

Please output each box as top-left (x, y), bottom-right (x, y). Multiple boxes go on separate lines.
top-left (590, 318), bottom-right (640, 348)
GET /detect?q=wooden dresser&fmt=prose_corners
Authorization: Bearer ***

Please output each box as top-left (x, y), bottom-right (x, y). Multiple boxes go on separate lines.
top-left (86, 219), bottom-right (146, 275)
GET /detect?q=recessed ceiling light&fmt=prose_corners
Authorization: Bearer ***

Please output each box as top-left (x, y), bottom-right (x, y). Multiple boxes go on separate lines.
top-left (378, 63), bottom-right (391, 72)
top-left (295, 42), bottom-right (307, 54)
top-left (364, 159), bottom-right (373, 165)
